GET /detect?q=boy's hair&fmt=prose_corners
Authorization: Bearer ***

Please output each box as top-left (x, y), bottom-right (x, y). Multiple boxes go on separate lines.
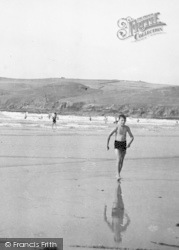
top-left (118, 114), bottom-right (126, 121)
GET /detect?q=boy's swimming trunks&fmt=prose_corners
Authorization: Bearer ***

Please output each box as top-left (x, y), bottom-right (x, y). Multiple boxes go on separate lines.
top-left (53, 117), bottom-right (56, 123)
top-left (114, 140), bottom-right (126, 152)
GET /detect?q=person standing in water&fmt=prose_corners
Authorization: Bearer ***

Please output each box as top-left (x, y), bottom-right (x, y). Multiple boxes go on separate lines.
top-left (104, 115), bottom-right (108, 124)
top-left (52, 112), bottom-right (58, 129)
top-left (24, 112), bottom-right (28, 119)
top-left (107, 114), bottom-right (134, 180)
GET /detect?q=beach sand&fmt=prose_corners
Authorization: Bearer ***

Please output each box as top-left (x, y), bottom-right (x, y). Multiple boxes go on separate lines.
top-left (0, 115), bottom-right (179, 250)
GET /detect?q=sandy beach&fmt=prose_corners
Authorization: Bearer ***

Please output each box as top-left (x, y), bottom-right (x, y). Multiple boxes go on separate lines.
top-left (0, 112), bottom-right (179, 250)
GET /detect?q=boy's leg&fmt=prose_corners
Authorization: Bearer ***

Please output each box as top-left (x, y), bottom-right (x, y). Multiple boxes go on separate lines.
top-left (120, 151), bottom-right (126, 172)
top-left (115, 149), bottom-right (122, 176)
top-left (115, 149), bottom-right (126, 177)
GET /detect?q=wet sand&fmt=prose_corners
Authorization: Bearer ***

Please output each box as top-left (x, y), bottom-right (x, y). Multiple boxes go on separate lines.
top-left (0, 125), bottom-right (179, 250)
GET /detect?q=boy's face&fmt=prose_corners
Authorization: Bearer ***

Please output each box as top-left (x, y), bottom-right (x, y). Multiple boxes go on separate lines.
top-left (119, 117), bottom-right (126, 126)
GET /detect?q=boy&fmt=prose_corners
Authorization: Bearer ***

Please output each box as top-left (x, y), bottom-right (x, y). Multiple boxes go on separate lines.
top-left (107, 114), bottom-right (134, 180)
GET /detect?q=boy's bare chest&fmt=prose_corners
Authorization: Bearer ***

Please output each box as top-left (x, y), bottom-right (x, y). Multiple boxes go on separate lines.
top-left (117, 126), bottom-right (127, 135)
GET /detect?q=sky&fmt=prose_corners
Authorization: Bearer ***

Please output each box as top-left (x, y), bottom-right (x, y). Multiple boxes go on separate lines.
top-left (0, 0), bottom-right (179, 85)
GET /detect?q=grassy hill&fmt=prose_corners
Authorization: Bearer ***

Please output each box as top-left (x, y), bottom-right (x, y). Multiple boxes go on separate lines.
top-left (0, 77), bottom-right (179, 118)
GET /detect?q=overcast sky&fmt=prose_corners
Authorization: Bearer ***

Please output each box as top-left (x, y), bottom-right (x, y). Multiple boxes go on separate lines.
top-left (0, 0), bottom-right (178, 85)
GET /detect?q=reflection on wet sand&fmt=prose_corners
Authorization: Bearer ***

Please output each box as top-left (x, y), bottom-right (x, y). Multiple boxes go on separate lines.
top-left (104, 182), bottom-right (130, 242)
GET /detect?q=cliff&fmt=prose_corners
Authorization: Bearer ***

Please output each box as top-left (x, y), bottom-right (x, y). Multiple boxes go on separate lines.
top-left (0, 77), bottom-right (178, 118)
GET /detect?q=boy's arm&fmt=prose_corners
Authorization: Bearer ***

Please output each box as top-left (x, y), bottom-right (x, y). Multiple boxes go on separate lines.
top-left (122, 213), bottom-right (131, 232)
top-left (107, 128), bottom-right (117, 150)
top-left (127, 127), bottom-right (134, 148)
top-left (104, 205), bottom-right (113, 230)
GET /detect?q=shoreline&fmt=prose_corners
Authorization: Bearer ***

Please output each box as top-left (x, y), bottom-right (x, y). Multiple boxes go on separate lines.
top-left (1, 110), bottom-right (179, 121)
top-left (1, 110), bottom-right (178, 124)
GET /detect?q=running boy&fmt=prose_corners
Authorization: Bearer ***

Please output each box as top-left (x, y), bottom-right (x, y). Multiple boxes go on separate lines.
top-left (107, 114), bottom-right (134, 180)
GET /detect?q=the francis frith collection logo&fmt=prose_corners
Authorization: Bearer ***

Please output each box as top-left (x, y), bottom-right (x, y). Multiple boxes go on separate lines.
top-left (117, 12), bottom-right (166, 41)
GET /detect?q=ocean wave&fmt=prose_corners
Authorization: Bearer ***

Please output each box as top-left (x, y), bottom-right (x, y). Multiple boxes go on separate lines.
top-left (0, 111), bottom-right (178, 130)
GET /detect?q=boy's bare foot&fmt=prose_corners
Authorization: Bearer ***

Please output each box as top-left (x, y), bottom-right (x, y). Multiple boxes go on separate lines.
top-left (116, 174), bottom-right (121, 181)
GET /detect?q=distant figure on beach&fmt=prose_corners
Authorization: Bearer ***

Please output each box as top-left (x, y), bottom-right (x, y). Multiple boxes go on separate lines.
top-left (24, 112), bottom-right (28, 119)
top-left (104, 115), bottom-right (108, 124)
top-left (107, 114), bottom-right (134, 180)
top-left (52, 112), bottom-right (58, 129)
top-left (104, 183), bottom-right (130, 242)
top-left (114, 116), bottom-right (118, 124)
top-left (48, 113), bottom-right (52, 119)
top-left (89, 116), bottom-right (92, 121)
top-left (137, 118), bottom-right (140, 123)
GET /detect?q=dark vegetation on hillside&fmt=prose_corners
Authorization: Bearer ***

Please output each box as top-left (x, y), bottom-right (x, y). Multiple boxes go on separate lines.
top-left (0, 77), bottom-right (179, 118)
